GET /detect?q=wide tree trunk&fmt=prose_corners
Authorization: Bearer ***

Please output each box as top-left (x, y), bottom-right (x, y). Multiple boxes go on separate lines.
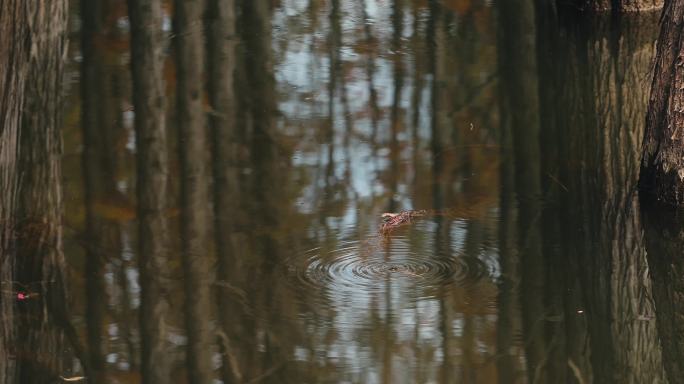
top-left (534, 10), bottom-right (664, 383)
top-left (0, 0), bottom-right (28, 377)
top-left (127, 0), bottom-right (171, 382)
top-left (640, 0), bottom-right (684, 204)
top-left (570, 0), bottom-right (662, 11)
top-left (173, 0), bottom-right (214, 382)
top-left (14, 1), bottom-right (72, 382)
top-left (642, 202), bottom-right (684, 383)
top-left (0, 0), bottom-right (78, 382)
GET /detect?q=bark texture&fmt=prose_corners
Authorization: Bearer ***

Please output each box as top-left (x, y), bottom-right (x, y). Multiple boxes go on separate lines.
top-left (0, 1), bottom-right (28, 377)
top-left (14, 1), bottom-right (73, 382)
top-left (536, 11), bottom-right (664, 384)
top-left (642, 202), bottom-right (684, 383)
top-left (573, 0), bottom-right (662, 12)
top-left (0, 0), bottom-right (76, 381)
top-left (0, 0), bottom-right (29, 382)
top-left (127, 0), bottom-right (171, 382)
top-left (640, 1), bottom-right (684, 204)
top-left (173, 0), bottom-right (214, 382)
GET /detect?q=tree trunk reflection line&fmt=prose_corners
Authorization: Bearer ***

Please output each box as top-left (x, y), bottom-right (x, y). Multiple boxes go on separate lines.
top-left (174, 0), bottom-right (215, 382)
top-left (206, 0), bottom-right (244, 382)
top-left (127, 0), bottom-right (171, 382)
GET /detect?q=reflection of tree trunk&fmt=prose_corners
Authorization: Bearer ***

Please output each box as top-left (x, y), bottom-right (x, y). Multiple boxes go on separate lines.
top-left (0, 18), bottom-right (27, 383)
top-left (571, 0), bottom-right (662, 12)
top-left (173, 1), bottom-right (214, 382)
top-left (496, 1), bottom-right (548, 381)
top-left (640, 2), bottom-right (684, 205)
top-left (240, 0), bottom-right (282, 380)
top-left (128, 0), bottom-right (171, 382)
top-left (389, 0), bottom-right (404, 212)
top-left (206, 0), bottom-right (242, 382)
top-left (496, 58), bottom-right (522, 383)
top-left (584, 14), bottom-right (664, 384)
top-left (642, 202), bottom-right (684, 383)
top-left (80, 0), bottom-right (113, 378)
top-left (14, 2), bottom-right (74, 383)
top-left (535, 11), bottom-right (664, 384)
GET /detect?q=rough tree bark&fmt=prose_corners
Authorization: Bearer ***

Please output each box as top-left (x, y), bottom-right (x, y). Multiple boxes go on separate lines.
top-left (0, 0), bottom-right (80, 381)
top-left (14, 1), bottom-right (75, 382)
top-left (640, 1), bottom-right (684, 204)
top-left (642, 203), bottom-right (684, 383)
top-left (173, 0), bottom-right (214, 382)
top-left (0, 0), bottom-right (28, 377)
top-left (570, 0), bottom-right (662, 12)
top-left (127, 0), bottom-right (171, 382)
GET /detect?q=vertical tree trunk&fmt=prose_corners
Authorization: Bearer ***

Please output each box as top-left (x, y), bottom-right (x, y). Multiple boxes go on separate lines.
top-left (0, 0), bottom-right (83, 381)
top-left (497, 1), bottom-right (550, 381)
top-left (13, 1), bottom-right (76, 383)
top-left (127, 0), bottom-right (170, 382)
top-left (572, 0), bottom-right (662, 12)
top-left (173, 0), bottom-right (214, 382)
top-left (80, 0), bottom-right (112, 378)
top-left (586, 14), bottom-right (664, 384)
top-left (642, 202), bottom-right (684, 383)
top-left (0, 0), bottom-right (28, 377)
top-left (640, 1), bottom-right (684, 204)
top-left (206, 0), bottom-right (242, 382)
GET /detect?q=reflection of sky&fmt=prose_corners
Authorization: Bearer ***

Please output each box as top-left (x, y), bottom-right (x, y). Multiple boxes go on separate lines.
top-left (273, 0), bottom-right (500, 379)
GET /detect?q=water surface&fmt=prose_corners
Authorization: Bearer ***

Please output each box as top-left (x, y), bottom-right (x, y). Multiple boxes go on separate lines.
top-left (13, 1), bottom-right (676, 383)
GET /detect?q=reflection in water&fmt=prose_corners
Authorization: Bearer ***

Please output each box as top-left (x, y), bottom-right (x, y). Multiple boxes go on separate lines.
top-left (643, 203), bottom-right (684, 384)
top-left (1, 0), bottom-right (676, 383)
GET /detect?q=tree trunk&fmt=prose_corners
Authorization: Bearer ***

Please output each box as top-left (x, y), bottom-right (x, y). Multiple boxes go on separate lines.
top-left (80, 0), bottom-right (118, 379)
top-left (206, 0), bottom-right (243, 382)
top-left (173, 0), bottom-right (214, 382)
top-left (127, 0), bottom-right (171, 382)
top-left (497, 1), bottom-right (552, 381)
top-left (0, 0), bottom-right (28, 376)
top-left (640, 0), bottom-right (684, 204)
top-left (642, 202), bottom-right (684, 383)
top-left (534, 10), bottom-right (665, 383)
top-left (570, 0), bottom-right (662, 12)
top-left (12, 0), bottom-right (78, 382)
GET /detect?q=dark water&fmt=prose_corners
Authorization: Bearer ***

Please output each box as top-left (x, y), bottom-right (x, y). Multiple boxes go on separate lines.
top-left (8, 0), bottom-right (681, 383)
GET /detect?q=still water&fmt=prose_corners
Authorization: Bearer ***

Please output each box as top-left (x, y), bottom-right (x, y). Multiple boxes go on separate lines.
top-left (17, 0), bottom-right (677, 383)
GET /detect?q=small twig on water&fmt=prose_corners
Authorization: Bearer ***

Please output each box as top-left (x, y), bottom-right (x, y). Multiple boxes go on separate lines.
top-left (547, 173), bottom-right (569, 192)
top-left (568, 359), bottom-right (586, 384)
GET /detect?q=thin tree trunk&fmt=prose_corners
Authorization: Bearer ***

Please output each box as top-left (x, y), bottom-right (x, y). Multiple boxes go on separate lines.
top-left (80, 0), bottom-right (111, 378)
top-left (497, 0), bottom-right (548, 381)
top-left (173, 0), bottom-right (214, 382)
top-left (640, 0), bottom-right (684, 205)
top-left (127, 0), bottom-right (170, 382)
top-left (206, 0), bottom-right (243, 382)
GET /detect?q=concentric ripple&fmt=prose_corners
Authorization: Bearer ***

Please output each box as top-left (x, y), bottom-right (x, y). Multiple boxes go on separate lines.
top-left (284, 233), bottom-right (491, 304)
